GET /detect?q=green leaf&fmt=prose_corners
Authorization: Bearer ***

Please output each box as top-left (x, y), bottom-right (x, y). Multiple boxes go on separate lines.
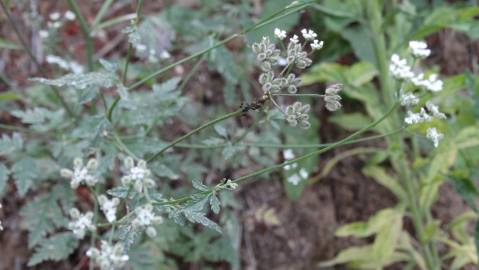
top-left (214, 125), bottom-right (228, 138)
top-left (362, 166), bottom-right (407, 202)
top-left (28, 232), bottom-right (78, 266)
top-left (209, 194), bottom-right (221, 214)
top-left (0, 38), bottom-right (22, 50)
top-left (20, 184), bottom-right (75, 247)
top-left (31, 71), bottom-right (117, 90)
top-left (0, 91), bottom-right (20, 101)
top-left (183, 209), bottom-right (222, 234)
top-left (12, 157), bottom-right (38, 196)
top-left (329, 113), bottom-right (373, 131)
top-left (0, 133), bottom-right (23, 155)
top-left (192, 179), bottom-right (209, 192)
top-left (107, 186), bottom-right (132, 198)
top-left (153, 77), bottom-right (181, 93)
top-left (0, 162), bottom-right (8, 195)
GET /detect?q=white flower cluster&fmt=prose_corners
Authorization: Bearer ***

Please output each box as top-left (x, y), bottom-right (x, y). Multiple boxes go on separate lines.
top-left (132, 204), bottom-right (163, 237)
top-left (46, 55), bottom-right (84, 74)
top-left (282, 149), bottom-right (309, 185)
top-left (61, 158), bottom-right (99, 189)
top-left (409, 41), bottom-right (431, 58)
top-left (39, 10), bottom-right (76, 39)
top-left (389, 41), bottom-right (443, 92)
top-left (98, 195), bottom-right (119, 223)
top-left (68, 208), bottom-right (95, 239)
top-left (86, 241), bottom-right (129, 270)
top-left (121, 157), bottom-right (155, 193)
top-left (392, 41), bottom-right (446, 148)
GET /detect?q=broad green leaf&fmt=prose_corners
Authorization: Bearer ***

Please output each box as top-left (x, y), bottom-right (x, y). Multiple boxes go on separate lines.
top-left (320, 246), bottom-right (374, 268)
top-left (336, 208), bottom-right (402, 238)
top-left (363, 166), bottom-right (407, 202)
top-left (28, 232), bottom-right (78, 266)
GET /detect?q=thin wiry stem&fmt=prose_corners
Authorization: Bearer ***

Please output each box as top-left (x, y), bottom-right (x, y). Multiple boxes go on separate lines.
top-left (146, 109), bottom-right (245, 163)
top-left (0, 1), bottom-right (76, 118)
top-left (121, 0), bottom-right (144, 84)
top-left (66, 0), bottom-right (94, 70)
top-left (106, 1), bottom-right (315, 122)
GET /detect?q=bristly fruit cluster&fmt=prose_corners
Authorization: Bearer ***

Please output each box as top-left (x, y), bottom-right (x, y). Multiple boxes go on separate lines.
top-left (251, 28), bottom-right (341, 129)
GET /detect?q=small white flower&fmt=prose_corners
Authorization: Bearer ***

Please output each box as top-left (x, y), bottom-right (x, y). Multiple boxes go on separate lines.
top-left (426, 127), bottom-right (443, 148)
top-left (224, 179), bottom-right (239, 190)
top-left (311, 39), bottom-right (324, 50)
top-left (423, 74), bottom-right (443, 92)
top-left (289, 35), bottom-right (299, 44)
top-left (132, 204), bottom-right (162, 233)
top-left (284, 163), bottom-right (298, 171)
top-left (389, 54), bottom-right (414, 79)
top-left (409, 40), bottom-right (431, 58)
top-left (400, 92), bottom-right (419, 107)
top-left (39, 30), bottom-right (49, 39)
top-left (64, 10), bottom-right (76, 21)
top-left (159, 50), bottom-right (171, 59)
top-left (121, 157), bottom-right (155, 193)
top-left (287, 174), bottom-right (301, 185)
top-left (87, 241), bottom-right (129, 270)
top-left (274, 28), bottom-right (287, 40)
top-left (135, 44), bottom-right (147, 52)
top-left (49, 12), bottom-right (61, 21)
top-left (98, 195), bottom-right (120, 223)
top-left (68, 208), bottom-right (95, 239)
top-left (60, 158), bottom-right (98, 189)
top-left (283, 149), bottom-right (295, 160)
top-left (299, 168), bottom-right (309, 179)
top-left (426, 101), bottom-right (446, 119)
top-left (301, 29), bottom-right (317, 40)
top-left (404, 108), bottom-right (432, 125)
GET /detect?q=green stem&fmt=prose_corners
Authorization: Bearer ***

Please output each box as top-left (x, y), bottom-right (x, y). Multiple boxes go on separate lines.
top-left (92, 0), bottom-right (115, 27)
top-left (273, 93), bottom-right (324, 98)
top-left (0, 1), bottom-right (75, 118)
top-left (66, 0), bottom-right (94, 71)
top-left (122, 0), bottom-right (144, 84)
top-left (366, 1), bottom-right (439, 269)
top-left (232, 102), bottom-right (399, 185)
top-left (106, 1), bottom-right (314, 121)
top-left (152, 102), bottom-right (398, 207)
top-left (146, 109), bottom-right (244, 163)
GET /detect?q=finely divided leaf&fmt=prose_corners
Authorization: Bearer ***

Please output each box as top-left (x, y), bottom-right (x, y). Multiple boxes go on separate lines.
top-left (28, 232), bottom-right (78, 266)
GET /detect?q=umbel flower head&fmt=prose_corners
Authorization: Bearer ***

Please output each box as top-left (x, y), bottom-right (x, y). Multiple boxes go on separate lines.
top-left (391, 40), bottom-right (446, 148)
top-left (86, 241), bottom-right (129, 270)
top-left (324, 84), bottom-right (343, 111)
top-left (60, 158), bottom-right (98, 189)
top-left (285, 102), bottom-right (311, 129)
top-left (68, 208), bottom-right (95, 239)
top-left (132, 204), bottom-right (163, 237)
top-left (98, 195), bottom-right (120, 223)
top-left (121, 157), bottom-right (155, 193)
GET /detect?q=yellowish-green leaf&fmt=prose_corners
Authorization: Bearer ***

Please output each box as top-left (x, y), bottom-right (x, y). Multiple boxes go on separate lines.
top-left (363, 166), bottom-right (407, 202)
